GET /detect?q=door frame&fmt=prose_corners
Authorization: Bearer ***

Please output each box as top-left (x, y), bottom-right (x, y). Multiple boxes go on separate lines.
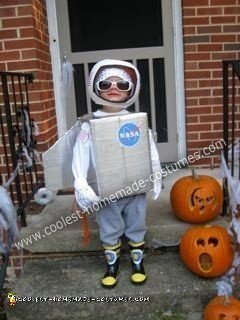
top-left (45, 0), bottom-right (186, 160)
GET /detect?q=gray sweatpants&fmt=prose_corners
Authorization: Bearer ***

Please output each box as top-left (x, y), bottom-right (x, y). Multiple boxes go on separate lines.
top-left (95, 193), bottom-right (147, 246)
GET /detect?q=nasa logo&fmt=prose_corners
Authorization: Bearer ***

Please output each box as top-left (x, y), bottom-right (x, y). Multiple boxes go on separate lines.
top-left (118, 122), bottom-right (140, 147)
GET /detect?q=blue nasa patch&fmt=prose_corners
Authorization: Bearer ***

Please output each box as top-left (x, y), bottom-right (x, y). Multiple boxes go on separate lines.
top-left (118, 122), bottom-right (140, 147)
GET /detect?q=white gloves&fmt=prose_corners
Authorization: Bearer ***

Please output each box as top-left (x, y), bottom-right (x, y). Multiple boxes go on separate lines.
top-left (74, 178), bottom-right (100, 211)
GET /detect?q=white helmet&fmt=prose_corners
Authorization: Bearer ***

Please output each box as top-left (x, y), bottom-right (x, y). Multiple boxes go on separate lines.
top-left (88, 59), bottom-right (140, 108)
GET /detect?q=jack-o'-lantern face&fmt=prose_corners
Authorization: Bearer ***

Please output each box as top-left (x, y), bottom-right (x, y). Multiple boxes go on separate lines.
top-left (203, 296), bottom-right (240, 320)
top-left (170, 172), bottom-right (223, 223)
top-left (190, 186), bottom-right (217, 214)
top-left (180, 225), bottom-right (234, 278)
top-left (196, 236), bottom-right (219, 273)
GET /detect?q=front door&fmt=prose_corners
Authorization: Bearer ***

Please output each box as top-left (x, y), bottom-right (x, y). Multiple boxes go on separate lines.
top-left (55, 0), bottom-right (178, 162)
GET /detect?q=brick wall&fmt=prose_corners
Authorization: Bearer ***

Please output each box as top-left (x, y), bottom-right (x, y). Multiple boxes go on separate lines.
top-left (0, 0), bottom-right (58, 152)
top-left (182, 0), bottom-right (240, 167)
top-left (0, 0), bottom-right (58, 284)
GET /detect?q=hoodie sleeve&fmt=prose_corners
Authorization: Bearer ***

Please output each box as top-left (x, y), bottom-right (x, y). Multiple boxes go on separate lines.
top-left (72, 122), bottom-right (99, 210)
top-left (72, 122), bottom-right (91, 180)
top-left (149, 129), bottom-right (162, 199)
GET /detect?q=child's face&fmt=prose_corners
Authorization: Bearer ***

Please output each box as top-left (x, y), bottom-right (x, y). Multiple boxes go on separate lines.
top-left (98, 76), bottom-right (131, 103)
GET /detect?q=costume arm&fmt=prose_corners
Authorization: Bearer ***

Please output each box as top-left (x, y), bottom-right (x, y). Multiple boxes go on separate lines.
top-left (72, 122), bottom-right (90, 180)
top-left (72, 122), bottom-right (99, 210)
top-left (149, 129), bottom-right (162, 200)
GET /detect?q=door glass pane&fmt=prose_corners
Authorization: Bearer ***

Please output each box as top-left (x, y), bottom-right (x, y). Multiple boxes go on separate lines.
top-left (153, 58), bottom-right (168, 143)
top-left (73, 64), bottom-right (88, 117)
top-left (137, 59), bottom-right (152, 129)
top-left (68, 0), bottom-right (163, 52)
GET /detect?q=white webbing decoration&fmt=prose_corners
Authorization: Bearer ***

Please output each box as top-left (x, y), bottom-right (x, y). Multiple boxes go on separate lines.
top-left (0, 186), bottom-right (19, 253)
top-left (61, 56), bottom-right (74, 98)
top-left (217, 151), bottom-right (240, 296)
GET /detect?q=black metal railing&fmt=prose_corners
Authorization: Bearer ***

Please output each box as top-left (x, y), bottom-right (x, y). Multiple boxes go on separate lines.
top-left (222, 60), bottom-right (240, 215)
top-left (0, 71), bottom-right (44, 315)
top-left (0, 71), bottom-right (44, 225)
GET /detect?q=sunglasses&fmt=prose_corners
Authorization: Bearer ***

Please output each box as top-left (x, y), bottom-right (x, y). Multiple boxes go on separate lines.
top-left (96, 80), bottom-right (133, 92)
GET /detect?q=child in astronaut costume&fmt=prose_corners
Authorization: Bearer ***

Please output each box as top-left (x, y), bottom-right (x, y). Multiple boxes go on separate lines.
top-left (72, 59), bottom-right (161, 288)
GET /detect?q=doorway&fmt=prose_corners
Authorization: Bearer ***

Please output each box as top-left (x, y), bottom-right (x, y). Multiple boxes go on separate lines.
top-left (48, 0), bottom-right (185, 162)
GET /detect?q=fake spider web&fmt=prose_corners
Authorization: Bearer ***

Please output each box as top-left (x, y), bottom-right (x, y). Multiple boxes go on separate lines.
top-left (217, 151), bottom-right (240, 297)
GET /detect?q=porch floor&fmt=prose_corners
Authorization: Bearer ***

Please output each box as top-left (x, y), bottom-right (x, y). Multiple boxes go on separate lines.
top-left (7, 167), bottom-right (236, 320)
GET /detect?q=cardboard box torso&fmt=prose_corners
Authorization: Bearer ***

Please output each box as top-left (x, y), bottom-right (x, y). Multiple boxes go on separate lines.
top-left (90, 112), bottom-right (153, 199)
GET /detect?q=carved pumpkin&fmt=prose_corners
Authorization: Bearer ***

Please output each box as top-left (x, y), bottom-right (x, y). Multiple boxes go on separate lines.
top-left (179, 225), bottom-right (234, 278)
top-left (170, 170), bottom-right (223, 223)
top-left (203, 296), bottom-right (240, 320)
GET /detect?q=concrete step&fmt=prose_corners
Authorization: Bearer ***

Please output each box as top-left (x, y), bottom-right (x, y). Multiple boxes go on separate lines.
top-left (19, 168), bottom-right (228, 253)
top-left (7, 250), bottom-right (239, 320)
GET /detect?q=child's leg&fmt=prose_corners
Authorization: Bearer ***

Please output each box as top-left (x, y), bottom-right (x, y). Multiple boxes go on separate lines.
top-left (123, 194), bottom-right (148, 284)
top-left (101, 242), bottom-right (121, 288)
top-left (95, 201), bottom-right (125, 245)
top-left (123, 193), bottom-right (147, 243)
top-left (128, 241), bottom-right (147, 284)
top-left (95, 201), bottom-right (125, 288)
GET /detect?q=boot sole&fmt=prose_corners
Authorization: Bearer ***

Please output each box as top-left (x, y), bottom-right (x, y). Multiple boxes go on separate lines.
top-left (130, 276), bottom-right (147, 285)
top-left (101, 269), bottom-right (120, 289)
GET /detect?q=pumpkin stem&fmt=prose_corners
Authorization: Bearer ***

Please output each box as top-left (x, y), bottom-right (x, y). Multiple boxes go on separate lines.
top-left (223, 295), bottom-right (230, 306)
top-left (192, 168), bottom-right (199, 180)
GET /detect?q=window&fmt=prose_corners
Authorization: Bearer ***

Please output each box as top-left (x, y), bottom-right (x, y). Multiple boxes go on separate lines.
top-left (68, 0), bottom-right (163, 52)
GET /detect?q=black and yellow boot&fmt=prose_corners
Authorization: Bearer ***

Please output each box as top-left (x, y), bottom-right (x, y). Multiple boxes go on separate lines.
top-left (129, 241), bottom-right (147, 285)
top-left (101, 242), bottom-right (121, 288)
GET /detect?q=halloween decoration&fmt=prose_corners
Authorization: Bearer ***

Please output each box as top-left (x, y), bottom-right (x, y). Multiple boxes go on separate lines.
top-left (214, 151), bottom-right (240, 298)
top-left (61, 54), bottom-right (74, 98)
top-left (202, 149), bottom-right (240, 320)
top-left (179, 225), bottom-right (234, 278)
top-left (170, 170), bottom-right (223, 223)
top-left (203, 296), bottom-right (240, 320)
top-left (0, 186), bottom-right (19, 248)
top-left (34, 187), bottom-right (54, 206)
